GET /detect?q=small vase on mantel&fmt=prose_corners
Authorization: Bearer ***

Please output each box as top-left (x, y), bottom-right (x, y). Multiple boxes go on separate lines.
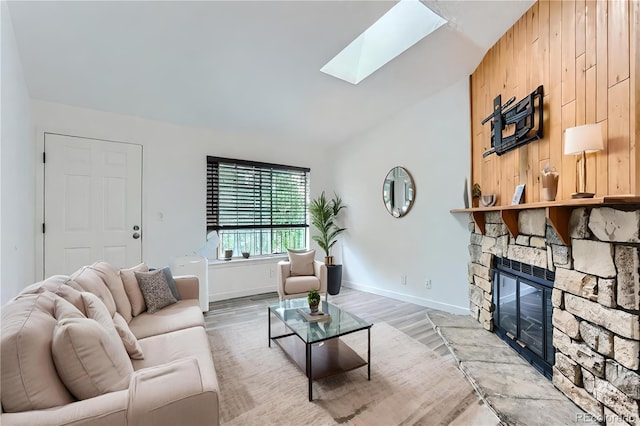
top-left (541, 163), bottom-right (559, 201)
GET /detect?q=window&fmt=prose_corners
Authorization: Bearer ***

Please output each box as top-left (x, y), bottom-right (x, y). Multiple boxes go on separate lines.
top-left (206, 156), bottom-right (310, 258)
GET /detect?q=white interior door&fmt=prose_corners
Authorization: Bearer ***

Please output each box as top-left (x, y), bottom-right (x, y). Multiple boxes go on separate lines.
top-left (44, 133), bottom-right (142, 276)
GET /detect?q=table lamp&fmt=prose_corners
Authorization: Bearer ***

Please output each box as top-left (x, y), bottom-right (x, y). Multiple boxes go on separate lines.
top-left (564, 123), bottom-right (603, 198)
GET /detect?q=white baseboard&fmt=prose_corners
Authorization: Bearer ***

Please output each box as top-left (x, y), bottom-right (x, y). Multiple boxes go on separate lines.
top-left (210, 285), bottom-right (276, 302)
top-left (343, 280), bottom-right (470, 315)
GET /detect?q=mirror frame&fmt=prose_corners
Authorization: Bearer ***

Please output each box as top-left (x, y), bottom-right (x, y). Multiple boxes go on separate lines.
top-left (382, 166), bottom-right (416, 218)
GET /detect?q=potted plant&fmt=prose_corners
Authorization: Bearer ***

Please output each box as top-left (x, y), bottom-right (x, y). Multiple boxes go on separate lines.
top-left (472, 183), bottom-right (482, 208)
top-left (309, 191), bottom-right (346, 295)
top-left (310, 191), bottom-right (346, 265)
top-left (307, 289), bottom-right (321, 313)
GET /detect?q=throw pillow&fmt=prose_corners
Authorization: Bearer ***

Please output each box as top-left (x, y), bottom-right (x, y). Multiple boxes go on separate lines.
top-left (161, 267), bottom-right (181, 300)
top-left (286, 248), bottom-right (311, 254)
top-left (52, 293), bottom-right (85, 321)
top-left (80, 292), bottom-right (116, 329)
top-left (52, 317), bottom-right (133, 400)
top-left (88, 261), bottom-right (133, 323)
top-left (55, 282), bottom-right (87, 315)
top-left (112, 312), bottom-right (144, 360)
top-left (120, 263), bottom-right (149, 316)
top-left (287, 249), bottom-right (315, 276)
top-left (134, 269), bottom-right (178, 314)
top-left (69, 265), bottom-right (117, 316)
top-left (0, 293), bottom-right (76, 412)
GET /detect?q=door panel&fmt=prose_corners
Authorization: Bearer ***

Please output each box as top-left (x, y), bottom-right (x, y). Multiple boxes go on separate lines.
top-left (44, 134), bottom-right (142, 276)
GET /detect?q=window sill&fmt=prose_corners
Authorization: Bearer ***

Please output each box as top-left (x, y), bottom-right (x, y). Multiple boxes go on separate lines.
top-left (208, 254), bottom-right (288, 268)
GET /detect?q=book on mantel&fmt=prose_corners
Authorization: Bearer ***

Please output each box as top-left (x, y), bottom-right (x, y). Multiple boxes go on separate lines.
top-left (296, 308), bottom-right (331, 322)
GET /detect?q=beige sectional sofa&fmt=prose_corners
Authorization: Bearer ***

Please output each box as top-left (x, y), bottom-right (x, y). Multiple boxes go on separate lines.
top-left (1, 261), bottom-right (219, 426)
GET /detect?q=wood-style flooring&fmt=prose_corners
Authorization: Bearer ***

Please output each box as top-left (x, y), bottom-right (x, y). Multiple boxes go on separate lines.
top-left (205, 287), bottom-right (453, 359)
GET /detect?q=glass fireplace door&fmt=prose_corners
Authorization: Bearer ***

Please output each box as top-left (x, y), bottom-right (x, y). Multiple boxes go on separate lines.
top-left (519, 281), bottom-right (543, 355)
top-left (493, 262), bottom-right (554, 379)
top-left (497, 274), bottom-right (518, 337)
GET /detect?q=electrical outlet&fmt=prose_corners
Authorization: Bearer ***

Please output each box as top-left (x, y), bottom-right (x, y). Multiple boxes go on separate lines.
top-left (425, 279), bottom-right (432, 289)
top-left (401, 275), bottom-right (407, 285)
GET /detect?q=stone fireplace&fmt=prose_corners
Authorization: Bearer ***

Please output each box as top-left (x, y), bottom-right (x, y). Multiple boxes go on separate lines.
top-left (467, 207), bottom-right (639, 424)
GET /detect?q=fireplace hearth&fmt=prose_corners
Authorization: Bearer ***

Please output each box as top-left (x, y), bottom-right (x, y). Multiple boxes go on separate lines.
top-left (492, 257), bottom-right (555, 378)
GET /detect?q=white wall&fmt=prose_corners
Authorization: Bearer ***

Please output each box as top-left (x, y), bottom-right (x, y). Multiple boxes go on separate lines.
top-left (30, 100), bottom-right (331, 301)
top-left (29, 81), bottom-right (473, 312)
top-left (333, 78), bottom-right (471, 314)
top-left (1, 4), bottom-right (35, 305)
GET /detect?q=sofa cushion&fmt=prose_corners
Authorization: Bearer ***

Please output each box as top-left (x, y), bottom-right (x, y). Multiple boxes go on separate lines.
top-left (121, 263), bottom-right (149, 317)
top-left (70, 265), bottom-right (117, 316)
top-left (133, 326), bottom-right (219, 394)
top-left (287, 249), bottom-right (315, 276)
top-left (284, 275), bottom-right (320, 295)
top-left (52, 317), bottom-right (133, 400)
top-left (135, 269), bottom-right (177, 314)
top-left (113, 312), bottom-right (145, 360)
top-left (1, 292), bottom-right (76, 412)
top-left (88, 261), bottom-right (133, 323)
top-left (128, 299), bottom-right (203, 339)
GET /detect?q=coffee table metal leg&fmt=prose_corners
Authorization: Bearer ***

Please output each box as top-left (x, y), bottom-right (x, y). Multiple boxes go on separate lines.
top-left (307, 342), bottom-right (312, 401)
top-left (268, 308), bottom-right (271, 347)
top-left (367, 328), bottom-right (371, 380)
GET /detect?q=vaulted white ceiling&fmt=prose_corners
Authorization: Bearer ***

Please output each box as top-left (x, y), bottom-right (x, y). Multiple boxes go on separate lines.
top-left (7, 0), bottom-right (534, 146)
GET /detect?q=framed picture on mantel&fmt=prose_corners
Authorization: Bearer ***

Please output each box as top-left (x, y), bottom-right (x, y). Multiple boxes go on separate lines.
top-left (512, 184), bottom-right (525, 205)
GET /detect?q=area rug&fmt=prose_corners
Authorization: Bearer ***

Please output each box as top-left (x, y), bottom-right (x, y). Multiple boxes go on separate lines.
top-left (208, 321), bottom-right (499, 426)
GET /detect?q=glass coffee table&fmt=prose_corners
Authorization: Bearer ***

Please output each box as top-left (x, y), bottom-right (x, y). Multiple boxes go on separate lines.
top-left (268, 298), bottom-right (372, 401)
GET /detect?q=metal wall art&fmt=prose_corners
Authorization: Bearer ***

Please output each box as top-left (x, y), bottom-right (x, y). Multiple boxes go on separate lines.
top-left (482, 85), bottom-right (544, 158)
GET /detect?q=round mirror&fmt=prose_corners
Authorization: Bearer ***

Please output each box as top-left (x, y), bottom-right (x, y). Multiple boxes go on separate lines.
top-left (383, 166), bottom-right (415, 218)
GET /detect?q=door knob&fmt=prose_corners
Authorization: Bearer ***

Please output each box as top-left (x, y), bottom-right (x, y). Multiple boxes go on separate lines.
top-left (133, 225), bottom-right (140, 231)
top-left (132, 232), bottom-right (140, 239)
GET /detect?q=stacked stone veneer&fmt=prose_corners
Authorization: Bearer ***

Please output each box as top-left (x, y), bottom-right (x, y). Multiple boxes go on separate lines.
top-left (467, 207), bottom-right (639, 425)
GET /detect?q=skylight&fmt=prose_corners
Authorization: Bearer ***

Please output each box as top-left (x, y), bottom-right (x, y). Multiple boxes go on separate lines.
top-left (320, 0), bottom-right (447, 84)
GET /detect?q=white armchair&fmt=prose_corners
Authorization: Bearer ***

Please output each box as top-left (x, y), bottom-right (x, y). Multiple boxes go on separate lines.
top-left (277, 260), bottom-right (327, 301)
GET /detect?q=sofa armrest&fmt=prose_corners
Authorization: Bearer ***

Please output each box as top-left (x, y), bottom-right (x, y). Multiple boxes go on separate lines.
top-left (0, 390), bottom-right (128, 426)
top-left (173, 275), bottom-right (199, 300)
top-left (276, 261), bottom-right (291, 300)
top-left (313, 260), bottom-right (328, 295)
top-left (127, 357), bottom-right (219, 426)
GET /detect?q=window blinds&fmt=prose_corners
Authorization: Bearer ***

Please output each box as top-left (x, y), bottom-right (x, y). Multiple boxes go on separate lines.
top-left (206, 156), bottom-right (310, 233)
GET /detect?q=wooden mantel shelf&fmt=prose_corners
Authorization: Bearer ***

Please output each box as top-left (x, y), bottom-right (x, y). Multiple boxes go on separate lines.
top-left (450, 196), bottom-right (640, 246)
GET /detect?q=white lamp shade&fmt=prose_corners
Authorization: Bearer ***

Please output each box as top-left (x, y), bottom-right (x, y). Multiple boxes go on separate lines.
top-left (197, 231), bottom-right (219, 260)
top-left (564, 123), bottom-right (604, 155)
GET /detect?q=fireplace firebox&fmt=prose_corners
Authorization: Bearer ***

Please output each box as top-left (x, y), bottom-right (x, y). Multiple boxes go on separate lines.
top-left (492, 257), bottom-right (555, 378)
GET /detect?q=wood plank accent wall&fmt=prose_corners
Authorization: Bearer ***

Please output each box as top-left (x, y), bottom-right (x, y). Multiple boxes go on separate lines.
top-left (470, 0), bottom-right (639, 205)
